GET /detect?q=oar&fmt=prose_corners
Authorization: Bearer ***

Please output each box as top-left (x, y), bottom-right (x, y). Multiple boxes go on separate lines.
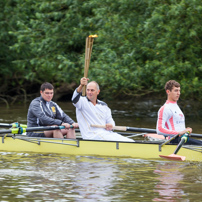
top-left (159, 133), bottom-right (189, 161)
top-left (90, 124), bottom-right (155, 132)
top-left (0, 125), bottom-right (66, 135)
top-left (90, 124), bottom-right (202, 138)
top-left (0, 126), bottom-right (144, 137)
top-left (0, 122), bottom-right (27, 128)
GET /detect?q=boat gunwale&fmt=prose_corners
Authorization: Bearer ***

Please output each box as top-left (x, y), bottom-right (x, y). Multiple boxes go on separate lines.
top-left (1, 134), bottom-right (180, 146)
top-left (1, 135), bottom-right (202, 162)
top-left (2, 135), bottom-right (202, 151)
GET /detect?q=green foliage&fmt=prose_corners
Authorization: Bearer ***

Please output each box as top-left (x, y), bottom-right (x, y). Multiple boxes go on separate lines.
top-left (90, 0), bottom-right (202, 99)
top-left (1, 0), bottom-right (202, 101)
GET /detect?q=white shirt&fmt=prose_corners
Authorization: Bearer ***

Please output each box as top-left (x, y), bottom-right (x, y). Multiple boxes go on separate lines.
top-left (156, 100), bottom-right (185, 136)
top-left (72, 89), bottom-right (134, 142)
top-left (72, 89), bottom-right (115, 139)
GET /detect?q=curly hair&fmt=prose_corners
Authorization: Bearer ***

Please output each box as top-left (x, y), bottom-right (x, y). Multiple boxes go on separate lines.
top-left (165, 80), bottom-right (180, 91)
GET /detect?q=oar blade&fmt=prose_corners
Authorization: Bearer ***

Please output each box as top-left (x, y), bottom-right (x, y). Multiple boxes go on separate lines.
top-left (159, 154), bottom-right (186, 161)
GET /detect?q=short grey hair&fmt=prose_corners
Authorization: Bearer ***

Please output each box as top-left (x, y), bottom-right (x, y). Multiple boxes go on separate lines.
top-left (87, 81), bottom-right (100, 90)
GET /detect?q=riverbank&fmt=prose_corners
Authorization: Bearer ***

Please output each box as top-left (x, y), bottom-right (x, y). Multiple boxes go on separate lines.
top-left (1, 93), bottom-right (202, 118)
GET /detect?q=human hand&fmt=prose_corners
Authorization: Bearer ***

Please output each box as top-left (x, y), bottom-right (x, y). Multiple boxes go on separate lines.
top-left (106, 123), bottom-right (113, 131)
top-left (72, 123), bottom-right (79, 128)
top-left (80, 77), bottom-right (89, 86)
top-left (179, 127), bottom-right (192, 136)
top-left (186, 127), bottom-right (192, 135)
top-left (61, 123), bottom-right (71, 129)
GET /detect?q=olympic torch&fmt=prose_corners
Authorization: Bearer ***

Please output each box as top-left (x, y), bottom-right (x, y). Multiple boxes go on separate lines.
top-left (82, 34), bottom-right (98, 96)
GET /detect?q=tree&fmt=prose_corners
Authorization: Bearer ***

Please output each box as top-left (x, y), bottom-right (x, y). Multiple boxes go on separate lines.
top-left (1, 0), bottom-right (202, 103)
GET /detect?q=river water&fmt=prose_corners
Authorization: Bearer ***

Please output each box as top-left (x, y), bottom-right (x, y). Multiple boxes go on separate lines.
top-left (1, 100), bottom-right (202, 201)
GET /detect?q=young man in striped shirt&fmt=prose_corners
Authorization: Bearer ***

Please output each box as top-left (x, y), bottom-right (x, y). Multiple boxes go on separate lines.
top-left (156, 80), bottom-right (202, 145)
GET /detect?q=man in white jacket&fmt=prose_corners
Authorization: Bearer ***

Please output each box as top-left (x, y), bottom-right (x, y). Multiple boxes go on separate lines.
top-left (72, 77), bottom-right (134, 142)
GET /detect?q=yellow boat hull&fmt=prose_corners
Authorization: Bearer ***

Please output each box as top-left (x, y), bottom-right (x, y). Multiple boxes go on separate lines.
top-left (1, 136), bottom-right (202, 161)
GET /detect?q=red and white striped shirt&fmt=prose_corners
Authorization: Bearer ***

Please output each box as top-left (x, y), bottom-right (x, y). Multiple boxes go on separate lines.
top-left (156, 100), bottom-right (185, 136)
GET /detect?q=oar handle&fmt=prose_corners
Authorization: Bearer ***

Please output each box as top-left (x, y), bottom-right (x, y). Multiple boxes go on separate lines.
top-left (0, 122), bottom-right (27, 128)
top-left (174, 138), bottom-right (186, 154)
top-left (159, 133), bottom-right (180, 151)
top-left (91, 125), bottom-right (157, 133)
top-left (18, 124), bottom-right (27, 128)
top-left (0, 123), bottom-right (13, 128)
top-left (0, 125), bottom-right (76, 135)
top-left (160, 134), bottom-right (180, 147)
top-left (174, 133), bottom-right (189, 154)
top-left (126, 127), bottom-right (156, 133)
top-left (25, 125), bottom-right (76, 132)
top-left (90, 124), bottom-right (127, 131)
top-left (25, 126), bottom-right (66, 132)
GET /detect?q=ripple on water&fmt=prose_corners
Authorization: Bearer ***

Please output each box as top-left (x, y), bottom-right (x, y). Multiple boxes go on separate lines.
top-left (0, 152), bottom-right (202, 201)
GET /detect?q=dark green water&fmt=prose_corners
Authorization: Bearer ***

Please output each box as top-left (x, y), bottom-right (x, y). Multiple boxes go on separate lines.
top-left (0, 100), bottom-right (202, 201)
top-left (1, 99), bottom-right (202, 133)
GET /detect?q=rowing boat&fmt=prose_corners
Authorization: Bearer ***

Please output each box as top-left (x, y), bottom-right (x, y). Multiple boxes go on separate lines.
top-left (1, 134), bottom-right (202, 161)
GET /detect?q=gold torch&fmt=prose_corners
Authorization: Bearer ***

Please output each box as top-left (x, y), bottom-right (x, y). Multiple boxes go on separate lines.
top-left (82, 34), bottom-right (98, 96)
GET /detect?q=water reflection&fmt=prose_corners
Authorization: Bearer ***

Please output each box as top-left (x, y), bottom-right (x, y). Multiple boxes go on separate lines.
top-left (1, 152), bottom-right (202, 201)
top-left (153, 162), bottom-right (187, 201)
top-left (1, 101), bottom-right (202, 201)
top-left (73, 157), bottom-right (119, 201)
top-left (0, 153), bottom-right (122, 201)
